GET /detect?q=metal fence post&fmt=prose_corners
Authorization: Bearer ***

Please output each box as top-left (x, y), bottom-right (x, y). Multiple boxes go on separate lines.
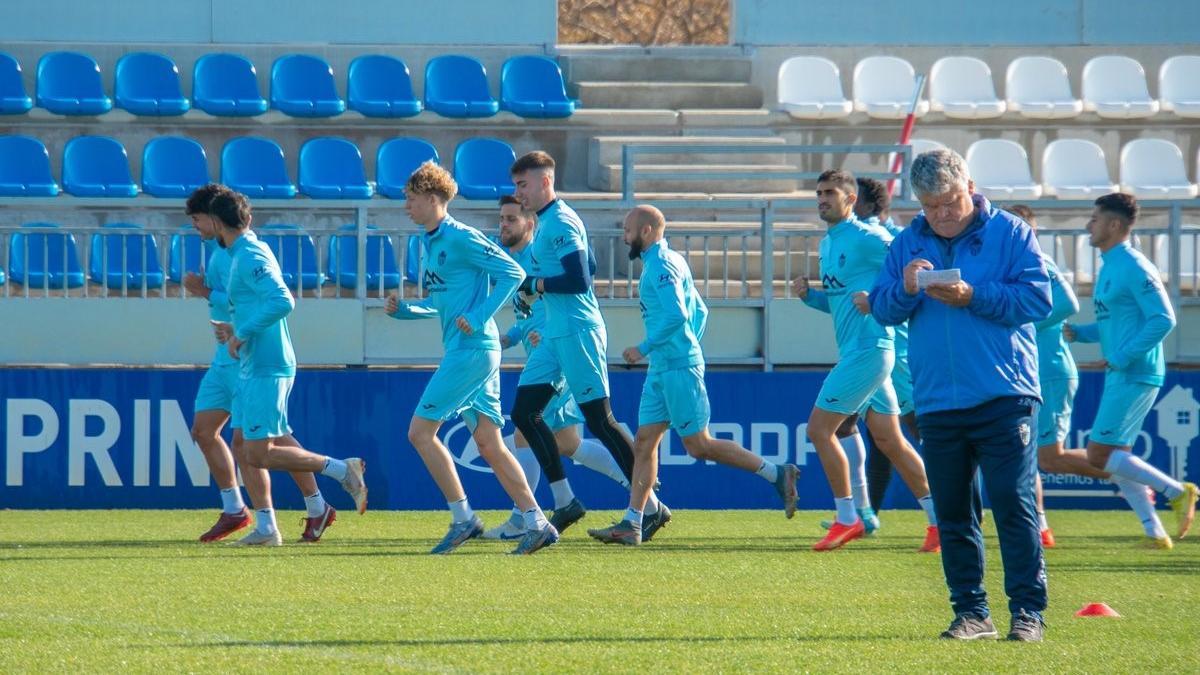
top-left (761, 202), bottom-right (775, 373)
top-left (356, 206), bottom-right (369, 301)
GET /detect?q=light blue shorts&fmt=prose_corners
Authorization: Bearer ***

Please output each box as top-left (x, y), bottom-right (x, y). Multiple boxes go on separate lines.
top-left (518, 326), bottom-right (610, 404)
top-left (891, 354), bottom-right (915, 416)
top-left (545, 388), bottom-right (584, 432)
top-left (194, 363), bottom-right (239, 414)
top-left (231, 376), bottom-right (294, 441)
top-left (1090, 379), bottom-right (1158, 448)
top-left (638, 365), bottom-right (712, 438)
top-left (816, 347), bottom-right (899, 417)
top-left (1037, 377), bottom-right (1078, 446)
top-left (417, 348), bottom-right (503, 430)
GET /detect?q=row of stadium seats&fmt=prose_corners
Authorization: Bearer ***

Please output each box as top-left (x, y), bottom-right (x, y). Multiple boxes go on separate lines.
top-left (0, 134), bottom-right (518, 200)
top-left (0, 51), bottom-right (575, 118)
top-left (779, 54), bottom-right (1200, 120)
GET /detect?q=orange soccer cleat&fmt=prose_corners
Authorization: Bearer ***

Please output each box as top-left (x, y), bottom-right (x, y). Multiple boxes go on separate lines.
top-left (919, 525), bottom-right (941, 553)
top-left (813, 519), bottom-right (865, 551)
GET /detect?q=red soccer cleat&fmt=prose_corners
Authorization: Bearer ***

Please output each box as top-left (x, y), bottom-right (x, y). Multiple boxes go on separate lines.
top-left (813, 519), bottom-right (865, 551)
top-left (300, 505), bottom-right (337, 543)
top-left (1040, 528), bottom-right (1056, 548)
top-left (919, 525), bottom-right (941, 553)
top-left (199, 507), bottom-right (251, 543)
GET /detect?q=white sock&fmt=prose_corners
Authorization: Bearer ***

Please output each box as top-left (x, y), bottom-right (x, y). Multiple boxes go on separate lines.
top-left (918, 494), bottom-right (937, 526)
top-left (513, 446), bottom-right (542, 494)
top-left (219, 487), bottom-right (245, 514)
top-left (624, 508), bottom-right (644, 527)
top-left (255, 507), bottom-right (277, 535)
top-left (549, 479), bottom-right (576, 509)
top-left (644, 491), bottom-right (661, 515)
top-left (448, 498), bottom-right (474, 523)
top-left (509, 507), bottom-right (523, 523)
top-left (1105, 450), bottom-right (1183, 498)
top-left (303, 491), bottom-right (327, 518)
top-left (835, 496), bottom-right (857, 526)
top-left (321, 457), bottom-right (348, 482)
top-left (1114, 476), bottom-right (1167, 537)
top-left (1037, 511), bottom-right (1049, 531)
top-left (522, 507), bottom-right (548, 530)
top-left (840, 434), bottom-right (870, 510)
top-left (570, 439), bottom-right (630, 487)
top-left (755, 460), bottom-right (779, 483)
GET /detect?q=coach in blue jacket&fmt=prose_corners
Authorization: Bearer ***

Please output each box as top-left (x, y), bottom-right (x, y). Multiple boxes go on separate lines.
top-left (870, 149), bottom-right (1052, 642)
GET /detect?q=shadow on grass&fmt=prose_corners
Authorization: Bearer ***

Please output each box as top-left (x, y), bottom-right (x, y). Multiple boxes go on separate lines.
top-left (189, 633), bottom-right (902, 649)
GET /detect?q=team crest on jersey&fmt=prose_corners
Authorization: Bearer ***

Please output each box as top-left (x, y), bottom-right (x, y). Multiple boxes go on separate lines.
top-left (1019, 422), bottom-right (1031, 446)
top-left (838, 253), bottom-right (846, 268)
top-left (968, 237), bottom-right (983, 256)
top-left (437, 250), bottom-right (447, 266)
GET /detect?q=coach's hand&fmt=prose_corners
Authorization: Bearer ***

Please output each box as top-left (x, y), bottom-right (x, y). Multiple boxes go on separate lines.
top-left (925, 280), bottom-right (973, 308)
top-left (455, 316), bottom-right (474, 335)
top-left (226, 334), bottom-right (244, 359)
top-left (852, 291), bottom-right (870, 315)
top-left (791, 276), bottom-right (810, 300)
top-left (183, 272), bottom-right (210, 299)
top-left (622, 345), bottom-right (644, 365)
top-left (904, 258), bottom-right (934, 295)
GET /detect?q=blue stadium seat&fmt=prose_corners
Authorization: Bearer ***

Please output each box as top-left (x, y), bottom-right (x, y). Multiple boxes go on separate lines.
top-left (453, 138), bottom-right (516, 200)
top-left (327, 224), bottom-right (401, 290)
top-left (348, 55), bottom-right (421, 118)
top-left (271, 54), bottom-right (345, 118)
top-left (0, 135), bottom-right (60, 196)
top-left (220, 137), bottom-right (297, 199)
top-left (376, 137), bottom-right (439, 199)
top-left (192, 53), bottom-right (268, 117)
top-left (424, 55), bottom-right (498, 118)
top-left (114, 52), bottom-right (189, 116)
top-left (259, 224), bottom-right (325, 289)
top-left (36, 51), bottom-right (113, 115)
top-left (142, 136), bottom-right (209, 198)
top-left (8, 223), bottom-right (85, 288)
top-left (405, 235), bottom-right (424, 284)
top-left (501, 56), bottom-right (575, 118)
top-left (88, 223), bottom-right (165, 290)
top-left (168, 227), bottom-right (204, 283)
top-left (298, 137), bottom-right (373, 199)
top-left (62, 136), bottom-right (138, 197)
top-left (0, 52), bottom-right (33, 114)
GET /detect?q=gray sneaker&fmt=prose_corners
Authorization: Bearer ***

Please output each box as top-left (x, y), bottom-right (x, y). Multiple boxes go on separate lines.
top-left (1006, 610), bottom-right (1045, 642)
top-left (775, 463), bottom-right (800, 519)
top-left (641, 503), bottom-right (672, 542)
top-left (588, 519), bottom-right (642, 546)
top-left (431, 515), bottom-right (484, 554)
top-left (549, 498), bottom-right (587, 533)
top-left (339, 458), bottom-right (368, 514)
top-left (940, 613), bottom-right (999, 640)
top-left (511, 523), bottom-right (559, 555)
top-left (230, 529), bottom-right (283, 547)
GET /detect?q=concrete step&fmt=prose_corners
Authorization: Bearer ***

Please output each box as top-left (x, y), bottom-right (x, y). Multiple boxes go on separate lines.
top-left (575, 82), bottom-right (763, 110)
top-left (590, 135), bottom-right (787, 166)
top-left (561, 55), bottom-right (753, 84)
top-left (592, 163), bottom-right (800, 193)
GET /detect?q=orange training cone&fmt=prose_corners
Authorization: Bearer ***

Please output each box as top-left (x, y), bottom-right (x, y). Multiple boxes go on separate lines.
top-left (1075, 603), bottom-right (1121, 617)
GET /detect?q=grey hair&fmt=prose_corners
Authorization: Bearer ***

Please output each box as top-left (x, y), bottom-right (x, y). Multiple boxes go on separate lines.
top-left (910, 149), bottom-right (971, 198)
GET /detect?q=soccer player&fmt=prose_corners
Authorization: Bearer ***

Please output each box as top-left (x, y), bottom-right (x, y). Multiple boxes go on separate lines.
top-left (798, 170), bottom-right (939, 552)
top-left (587, 205), bottom-right (800, 545)
top-left (209, 188), bottom-right (368, 546)
top-left (1064, 193), bottom-right (1198, 548)
top-left (385, 162), bottom-right (557, 555)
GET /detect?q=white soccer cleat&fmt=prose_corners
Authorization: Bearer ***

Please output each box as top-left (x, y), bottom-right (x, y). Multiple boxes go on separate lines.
top-left (230, 529), bottom-right (283, 547)
top-left (340, 458), bottom-right (368, 514)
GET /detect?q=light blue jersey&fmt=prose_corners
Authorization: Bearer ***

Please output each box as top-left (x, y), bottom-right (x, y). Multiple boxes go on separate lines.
top-left (1035, 254), bottom-right (1079, 383)
top-left (228, 231), bottom-right (296, 378)
top-left (529, 199), bottom-right (603, 339)
top-left (203, 239), bottom-right (237, 367)
top-left (803, 216), bottom-right (894, 355)
top-left (503, 244), bottom-right (545, 352)
top-left (637, 239), bottom-right (708, 373)
top-left (865, 215), bottom-right (910, 365)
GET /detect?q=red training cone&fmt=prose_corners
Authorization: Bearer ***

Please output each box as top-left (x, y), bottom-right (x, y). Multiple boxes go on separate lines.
top-left (1075, 602), bottom-right (1121, 617)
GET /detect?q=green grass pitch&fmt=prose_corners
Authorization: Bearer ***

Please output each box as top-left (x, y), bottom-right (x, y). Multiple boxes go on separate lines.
top-left (1, 510), bottom-right (1196, 672)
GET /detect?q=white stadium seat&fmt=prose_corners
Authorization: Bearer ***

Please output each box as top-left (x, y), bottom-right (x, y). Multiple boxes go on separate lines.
top-left (853, 56), bottom-right (929, 120)
top-left (1119, 138), bottom-right (1198, 199)
top-left (966, 139), bottom-right (1042, 200)
top-left (1159, 55), bottom-right (1200, 118)
top-left (1082, 55), bottom-right (1159, 119)
top-left (929, 57), bottom-right (1006, 119)
top-left (1037, 232), bottom-right (1074, 284)
top-left (777, 56), bottom-right (852, 120)
top-left (1042, 139), bottom-right (1118, 199)
top-left (1005, 56), bottom-right (1082, 119)
top-left (908, 138), bottom-right (947, 157)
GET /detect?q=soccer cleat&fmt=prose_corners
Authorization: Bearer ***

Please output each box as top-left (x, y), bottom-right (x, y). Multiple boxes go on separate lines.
top-left (813, 519), bottom-right (865, 551)
top-left (1040, 528), bottom-right (1056, 549)
top-left (481, 514), bottom-right (527, 540)
top-left (339, 458), bottom-right (368, 515)
top-left (919, 525), bottom-right (941, 553)
top-left (1006, 610), bottom-right (1045, 642)
top-left (299, 505), bottom-right (337, 543)
top-left (775, 463), bottom-right (800, 519)
top-left (199, 507), bottom-right (251, 542)
top-left (430, 515), bottom-right (484, 555)
top-left (230, 529), bottom-right (283, 547)
top-left (940, 613), bottom-right (998, 640)
top-left (511, 523), bottom-right (559, 555)
top-left (641, 503), bottom-right (673, 542)
top-left (821, 507), bottom-right (880, 536)
top-left (587, 519), bottom-right (642, 546)
top-left (1168, 482), bottom-right (1198, 539)
top-left (1142, 534), bottom-right (1174, 550)
top-left (549, 498), bottom-right (587, 533)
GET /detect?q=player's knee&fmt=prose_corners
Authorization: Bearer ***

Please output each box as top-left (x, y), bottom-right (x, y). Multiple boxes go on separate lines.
top-left (681, 435), bottom-right (712, 460)
top-left (190, 423), bottom-right (213, 446)
top-left (407, 424), bottom-right (432, 449)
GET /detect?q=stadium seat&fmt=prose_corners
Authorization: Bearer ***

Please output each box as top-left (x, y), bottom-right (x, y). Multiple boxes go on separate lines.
top-left (500, 55), bottom-right (575, 118)
top-left (376, 137), bottom-right (439, 199)
top-left (965, 139), bottom-right (1042, 200)
top-left (114, 52), bottom-right (189, 116)
top-left (852, 56), bottom-right (929, 119)
top-left (1119, 138), bottom-right (1198, 199)
top-left (220, 137), bottom-right (297, 199)
top-left (258, 224), bottom-right (325, 289)
top-left (36, 51), bottom-right (112, 115)
top-left (424, 55), bottom-right (499, 118)
top-left (192, 53), bottom-right (268, 116)
top-left (453, 138), bottom-right (516, 200)
top-left (0, 135), bottom-right (60, 196)
top-left (88, 223), bottom-right (165, 290)
top-left (168, 227), bottom-right (204, 283)
top-left (928, 57), bottom-right (1006, 119)
top-left (1154, 225), bottom-right (1200, 286)
top-left (908, 138), bottom-right (948, 157)
top-left (0, 52), bottom-right (33, 114)
top-left (271, 54), bottom-right (345, 118)
top-left (298, 137), bottom-right (373, 199)
top-left (1159, 55), bottom-right (1200, 119)
top-left (142, 136), bottom-right (209, 198)
top-left (1041, 139), bottom-right (1118, 199)
top-left (1036, 232), bottom-right (1073, 283)
top-left (405, 234), bottom-right (424, 284)
top-left (347, 54), bottom-right (421, 118)
top-left (1005, 56), bottom-right (1082, 119)
top-left (776, 56), bottom-right (852, 120)
top-left (8, 223), bottom-right (85, 288)
top-left (62, 136), bottom-right (138, 197)
top-left (1082, 55), bottom-right (1159, 119)
top-left (327, 223), bottom-right (401, 289)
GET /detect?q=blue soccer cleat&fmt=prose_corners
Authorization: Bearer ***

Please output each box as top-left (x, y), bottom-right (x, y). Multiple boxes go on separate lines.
top-left (431, 515), bottom-right (484, 554)
top-left (511, 523), bottom-right (559, 555)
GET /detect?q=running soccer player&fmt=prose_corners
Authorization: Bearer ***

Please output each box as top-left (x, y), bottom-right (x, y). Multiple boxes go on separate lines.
top-left (385, 162), bottom-right (557, 555)
top-left (1063, 193), bottom-right (1197, 548)
top-left (587, 205), bottom-right (800, 545)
